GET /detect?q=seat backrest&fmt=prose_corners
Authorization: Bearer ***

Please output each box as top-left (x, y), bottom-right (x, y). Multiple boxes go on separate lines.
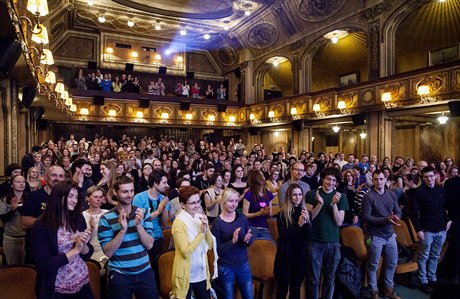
top-left (340, 226), bottom-right (367, 260)
top-left (161, 228), bottom-right (172, 254)
top-left (0, 265), bottom-right (37, 299)
top-left (405, 218), bottom-right (419, 243)
top-left (86, 260), bottom-right (101, 299)
top-left (267, 218), bottom-right (279, 241)
top-left (158, 251), bottom-right (175, 297)
top-left (247, 239), bottom-right (277, 281)
top-left (394, 220), bottom-right (413, 248)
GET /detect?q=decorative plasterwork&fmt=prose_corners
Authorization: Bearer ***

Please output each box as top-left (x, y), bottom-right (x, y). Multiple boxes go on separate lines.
top-left (298, 0), bottom-right (345, 22)
top-left (247, 23), bottom-right (278, 49)
top-left (217, 46), bottom-right (238, 66)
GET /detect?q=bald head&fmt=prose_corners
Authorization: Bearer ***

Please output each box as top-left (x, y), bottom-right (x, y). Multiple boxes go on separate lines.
top-left (45, 165), bottom-right (66, 188)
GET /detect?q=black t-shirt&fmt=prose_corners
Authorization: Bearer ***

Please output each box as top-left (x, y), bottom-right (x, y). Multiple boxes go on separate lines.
top-left (20, 188), bottom-right (49, 219)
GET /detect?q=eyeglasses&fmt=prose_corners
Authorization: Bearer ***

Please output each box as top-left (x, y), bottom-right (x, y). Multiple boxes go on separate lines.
top-left (186, 200), bottom-right (202, 206)
top-left (292, 168), bottom-right (304, 172)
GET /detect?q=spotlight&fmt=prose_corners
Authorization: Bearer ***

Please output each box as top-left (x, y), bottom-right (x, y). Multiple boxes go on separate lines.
top-left (98, 15), bottom-right (106, 23)
top-left (203, 33), bottom-right (210, 40)
top-left (245, 10), bottom-right (251, 16)
top-left (127, 20), bottom-right (135, 27)
top-left (180, 29), bottom-right (187, 36)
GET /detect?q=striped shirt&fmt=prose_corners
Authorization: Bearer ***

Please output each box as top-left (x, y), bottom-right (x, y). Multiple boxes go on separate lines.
top-left (98, 205), bottom-right (153, 274)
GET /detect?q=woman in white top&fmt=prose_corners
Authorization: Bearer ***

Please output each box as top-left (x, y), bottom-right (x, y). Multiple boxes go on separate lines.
top-left (203, 173), bottom-right (223, 224)
top-left (182, 80), bottom-right (190, 97)
top-left (82, 186), bottom-right (108, 266)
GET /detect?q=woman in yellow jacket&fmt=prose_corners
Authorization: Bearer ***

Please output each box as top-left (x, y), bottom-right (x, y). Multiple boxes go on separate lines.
top-left (171, 186), bottom-right (214, 299)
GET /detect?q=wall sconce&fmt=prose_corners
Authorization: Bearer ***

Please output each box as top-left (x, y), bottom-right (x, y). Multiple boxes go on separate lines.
top-left (312, 103), bottom-right (325, 117)
top-left (185, 113), bottom-right (193, 120)
top-left (268, 110), bottom-right (279, 122)
top-left (290, 107), bottom-right (300, 120)
top-left (437, 113), bottom-right (448, 125)
top-left (381, 92), bottom-right (397, 109)
top-left (64, 96), bottom-right (72, 107)
top-left (70, 104), bottom-right (77, 112)
top-left (44, 70), bottom-right (56, 85)
top-left (136, 111), bottom-right (143, 118)
top-left (228, 115), bottom-right (236, 122)
top-left (161, 112), bottom-right (169, 119)
top-left (131, 51), bottom-right (138, 60)
top-left (154, 54), bottom-right (162, 65)
top-left (417, 85), bottom-right (436, 104)
top-left (360, 132), bottom-right (367, 139)
top-left (208, 115), bottom-right (215, 121)
top-left (332, 124), bottom-right (340, 133)
top-left (175, 56), bottom-right (184, 67)
top-left (108, 109), bottom-right (117, 117)
top-left (80, 107), bottom-right (89, 115)
top-left (54, 82), bottom-right (65, 95)
top-left (105, 47), bottom-right (113, 60)
top-left (337, 100), bottom-right (349, 115)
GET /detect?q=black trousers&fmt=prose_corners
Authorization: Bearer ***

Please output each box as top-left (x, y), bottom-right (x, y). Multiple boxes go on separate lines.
top-left (275, 260), bottom-right (306, 299)
top-left (186, 280), bottom-right (210, 299)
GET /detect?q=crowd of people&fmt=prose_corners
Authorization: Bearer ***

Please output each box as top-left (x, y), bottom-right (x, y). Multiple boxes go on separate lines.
top-left (74, 68), bottom-right (228, 100)
top-left (0, 133), bottom-right (459, 299)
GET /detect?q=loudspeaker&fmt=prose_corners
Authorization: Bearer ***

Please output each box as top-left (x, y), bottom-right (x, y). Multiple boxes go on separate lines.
top-left (139, 99), bottom-right (150, 108)
top-left (37, 119), bottom-right (49, 130)
top-left (180, 101), bottom-right (191, 110)
top-left (217, 104), bottom-right (227, 112)
top-left (352, 113), bottom-right (366, 126)
top-left (0, 38), bottom-right (21, 78)
top-left (125, 63), bottom-right (134, 72)
top-left (21, 86), bottom-right (37, 108)
top-left (448, 100), bottom-right (460, 117)
top-left (93, 95), bottom-right (105, 105)
top-left (186, 71), bottom-right (194, 79)
top-left (34, 107), bottom-right (45, 121)
top-left (87, 61), bottom-right (97, 70)
top-left (179, 128), bottom-right (188, 132)
top-left (159, 66), bottom-right (167, 74)
top-left (233, 68), bottom-right (241, 79)
top-left (248, 128), bottom-right (259, 135)
top-left (292, 120), bottom-right (303, 131)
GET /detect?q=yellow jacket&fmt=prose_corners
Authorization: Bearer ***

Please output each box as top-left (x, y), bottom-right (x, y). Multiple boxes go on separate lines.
top-left (171, 218), bottom-right (213, 299)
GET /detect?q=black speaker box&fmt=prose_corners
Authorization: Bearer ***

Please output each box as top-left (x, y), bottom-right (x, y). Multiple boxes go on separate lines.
top-left (37, 119), bottom-right (49, 130)
top-left (292, 120), bottom-right (303, 131)
top-left (34, 107), bottom-right (45, 121)
top-left (159, 66), bottom-right (167, 74)
top-left (233, 68), bottom-right (241, 79)
top-left (21, 86), bottom-right (37, 108)
top-left (180, 101), bottom-right (191, 110)
top-left (217, 104), bottom-right (227, 112)
top-left (0, 38), bottom-right (22, 78)
top-left (186, 71), bottom-right (194, 79)
top-left (352, 113), bottom-right (366, 126)
top-left (93, 95), bottom-right (105, 105)
top-left (139, 99), bottom-right (150, 108)
top-left (248, 128), bottom-right (259, 135)
top-left (125, 63), bottom-right (134, 72)
top-left (448, 100), bottom-right (460, 117)
top-left (87, 61), bottom-right (97, 70)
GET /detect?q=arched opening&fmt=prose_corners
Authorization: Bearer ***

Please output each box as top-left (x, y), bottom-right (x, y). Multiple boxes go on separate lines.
top-left (311, 30), bottom-right (368, 91)
top-left (262, 56), bottom-right (293, 101)
top-left (395, 0), bottom-right (460, 73)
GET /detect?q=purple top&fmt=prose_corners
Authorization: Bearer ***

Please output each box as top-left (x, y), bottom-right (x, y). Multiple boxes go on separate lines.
top-left (243, 190), bottom-right (274, 228)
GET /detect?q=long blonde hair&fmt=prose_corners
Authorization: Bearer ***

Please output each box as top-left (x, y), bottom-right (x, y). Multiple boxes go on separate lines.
top-left (279, 183), bottom-right (305, 228)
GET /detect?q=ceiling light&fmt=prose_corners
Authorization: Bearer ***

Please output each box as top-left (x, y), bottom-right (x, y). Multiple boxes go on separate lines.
top-left (272, 59), bottom-right (279, 67)
top-left (127, 20), bottom-right (135, 27)
top-left (154, 20), bottom-right (161, 30)
top-left (332, 125), bottom-right (340, 133)
top-left (274, 131), bottom-right (280, 137)
top-left (180, 29), bottom-right (187, 36)
top-left (136, 111), bottom-right (143, 118)
top-left (323, 29), bottom-right (348, 44)
top-left (437, 114), bottom-right (448, 125)
top-left (80, 107), bottom-right (89, 115)
top-left (108, 109), bottom-right (116, 117)
top-left (87, 0), bottom-right (94, 6)
top-left (98, 15), bottom-right (106, 23)
top-left (224, 25), bottom-right (229, 30)
top-left (203, 33), bottom-right (210, 40)
top-left (360, 132), bottom-right (367, 139)
top-left (245, 10), bottom-right (251, 16)
top-left (27, 0), bottom-right (49, 17)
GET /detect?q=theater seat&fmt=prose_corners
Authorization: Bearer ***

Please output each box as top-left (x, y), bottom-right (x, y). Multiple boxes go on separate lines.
top-left (86, 260), bottom-right (101, 299)
top-left (247, 239), bottom-right (277, 299)
top-left (0, 264), bottom-right (37, 299)
top-left (158, 251), bottom-right (175, 299)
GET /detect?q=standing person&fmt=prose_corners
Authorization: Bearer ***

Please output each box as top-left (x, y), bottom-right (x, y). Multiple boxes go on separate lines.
top-left (98, 176), bottom-right (159, 299)
top-left (211, 188), bottom-right (253, 299)
top-left (305, 167), bottom-right (348, 299)
top-left (31, 181), bottom-right (94, 299)
top-left (228, 164), bottom-right (248, 211)
top-left (205, 85), bottom-right (214, 99)
top-left (242, 170), bottom-right (273, 240)
top-left (278, 162), bottom-right (310, 206)
top-left (362, 169), bottom-right (402, 299)
top-left (411, 166), bottom-right (450, 294)
top-left (444, 167), bottom-right (460, 283)
top-left (274, 183), bottom-right (311, 299)
top-left (171, 186), bottom-right (215, 299)
top-left (182, 80), bottom-right (190, 97)
top-left (203, 173), bottom-right (224, 224)
top-left (21, 166), bottom-right (66, 264)
top-left (216, 84), bottom-right (226, 100)
top-left (0, 175), bottom-right (28, 264)
top-left (82, 186), bottom-right (109, 266)
top-left (191, 82), bottom-right (201, 99)
top-left (133, 169), bottom-right (170, 263)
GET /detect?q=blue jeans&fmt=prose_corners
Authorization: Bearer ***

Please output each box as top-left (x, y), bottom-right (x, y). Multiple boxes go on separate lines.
top-left (367, 234), bottom-right (398, 291)
top-left (417, 230), bottom-right (447, 284)
top-left (109, 268), bottom-right (158, 299)
top-left (218, 262), bottom-right (253, 299)
top-left (249, 227), bottom-right (272, 241)
top-left (307, 241), bottom-right (341, 299)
